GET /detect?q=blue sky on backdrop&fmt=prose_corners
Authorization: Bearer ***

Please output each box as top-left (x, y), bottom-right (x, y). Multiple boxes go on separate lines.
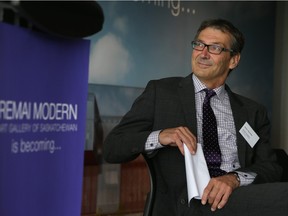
top-left (88, 1), bottom-right (276, 114)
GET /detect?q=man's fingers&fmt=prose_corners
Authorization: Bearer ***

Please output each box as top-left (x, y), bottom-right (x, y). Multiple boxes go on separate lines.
top-left (201, 181), bottom-right (213, 205)
top-left (175, 139), bottom-right (185, 155)
top-left (217, 192), bottom-right (230, 210)
top-left (202, 177), bottom-right (234, 211)
top-left (180, 127), bottom-right (197, 154)
top-left (159, 126), bottom-right (197, 155)
top-left (210, 188), bottom-right (225, 211)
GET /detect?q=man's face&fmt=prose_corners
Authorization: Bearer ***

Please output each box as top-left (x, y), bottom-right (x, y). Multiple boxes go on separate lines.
top-left (191, 27), bottom-right (240, 88)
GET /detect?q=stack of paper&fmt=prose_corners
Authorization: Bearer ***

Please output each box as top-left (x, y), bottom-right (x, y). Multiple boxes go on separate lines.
top-left (184, 143), bottom-right (210, 203)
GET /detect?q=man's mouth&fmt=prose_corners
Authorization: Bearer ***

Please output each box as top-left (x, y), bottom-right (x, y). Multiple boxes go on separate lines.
top-left (197, 59), bottom-right (212, 67)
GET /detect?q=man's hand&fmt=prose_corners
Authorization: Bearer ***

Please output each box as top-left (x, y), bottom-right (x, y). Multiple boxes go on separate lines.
top-left (158, 126), bottom-right (197, 155)
top-left (201, 173), bottom-right (240, 211)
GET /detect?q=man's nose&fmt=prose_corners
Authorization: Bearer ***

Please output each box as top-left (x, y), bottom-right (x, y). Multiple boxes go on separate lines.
top-left (200, 46), bottom-right (210, 57)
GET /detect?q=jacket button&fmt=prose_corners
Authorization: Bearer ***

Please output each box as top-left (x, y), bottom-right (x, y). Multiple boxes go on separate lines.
top-left (180, 199), bottom-right (186, 205)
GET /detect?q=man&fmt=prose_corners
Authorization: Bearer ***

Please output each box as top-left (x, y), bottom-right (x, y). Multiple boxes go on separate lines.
top-left (104, 19), bottom-right (287, 215)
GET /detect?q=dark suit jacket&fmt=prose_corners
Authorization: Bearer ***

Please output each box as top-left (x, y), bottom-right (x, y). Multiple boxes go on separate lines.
top-left (104, 74), bottom-right (282, 215)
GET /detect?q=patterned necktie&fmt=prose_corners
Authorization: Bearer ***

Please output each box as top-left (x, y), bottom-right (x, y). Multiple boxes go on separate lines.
top-left (202, 89), bottom-right (226, 177)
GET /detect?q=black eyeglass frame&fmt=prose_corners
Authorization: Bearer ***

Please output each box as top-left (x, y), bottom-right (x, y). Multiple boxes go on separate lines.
top-left (191, 41), bottom-right (234, 55)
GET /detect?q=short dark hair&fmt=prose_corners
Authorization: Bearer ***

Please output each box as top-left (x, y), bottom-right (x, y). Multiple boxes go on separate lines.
top-left (194, 19), bottom-right (245, 56)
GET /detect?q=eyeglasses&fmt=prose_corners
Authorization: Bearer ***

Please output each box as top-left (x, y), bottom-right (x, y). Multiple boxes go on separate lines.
top-left (191, 41), bottom-right (234, 55)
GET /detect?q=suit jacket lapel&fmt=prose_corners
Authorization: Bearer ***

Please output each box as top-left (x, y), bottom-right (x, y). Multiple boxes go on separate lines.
top-left (226, 85), bottom-right (248, 167)
top-left (177, 74), bottom-right (198, 136)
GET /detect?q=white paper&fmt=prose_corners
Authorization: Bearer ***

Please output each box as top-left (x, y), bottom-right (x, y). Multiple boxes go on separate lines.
top-left (184, 143), bottom-right (210, 203)
top-left (239, 122), bottom-right (259, 148)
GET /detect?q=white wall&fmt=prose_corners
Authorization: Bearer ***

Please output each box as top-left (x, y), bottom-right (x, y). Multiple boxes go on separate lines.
top-left (272, 1), bottom-right (288, 153)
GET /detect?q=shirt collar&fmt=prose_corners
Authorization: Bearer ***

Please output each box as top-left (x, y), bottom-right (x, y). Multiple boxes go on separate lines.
top-left (192, 74), bottom-right (226, 101)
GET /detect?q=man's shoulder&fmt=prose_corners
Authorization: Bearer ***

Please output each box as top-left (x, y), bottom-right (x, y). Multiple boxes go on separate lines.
top-left (227, 87), bottom-right (266, 110)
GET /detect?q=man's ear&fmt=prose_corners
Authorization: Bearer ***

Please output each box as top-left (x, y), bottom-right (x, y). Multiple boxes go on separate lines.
top-left (229, 54), bottom-right (241, 70)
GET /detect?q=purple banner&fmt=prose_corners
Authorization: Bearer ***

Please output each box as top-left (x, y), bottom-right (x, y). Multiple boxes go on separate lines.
top-left (0, 22), bottom-right (89, 216)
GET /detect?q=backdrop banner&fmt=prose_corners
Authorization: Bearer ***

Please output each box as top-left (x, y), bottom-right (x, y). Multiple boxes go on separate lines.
top-left (0, 22), bottom-right (89, 216)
